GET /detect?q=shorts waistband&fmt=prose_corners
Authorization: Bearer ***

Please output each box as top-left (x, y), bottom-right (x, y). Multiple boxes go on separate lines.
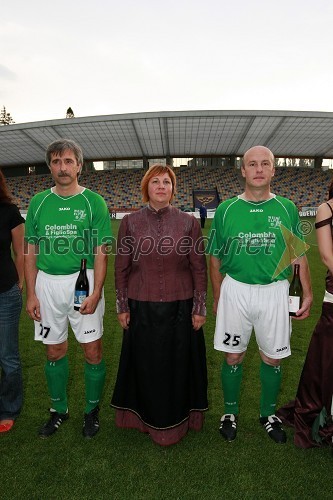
top-left (225, 274), bottom-right (288, 289)
top-left (38, 270), bottom-right (92, 280)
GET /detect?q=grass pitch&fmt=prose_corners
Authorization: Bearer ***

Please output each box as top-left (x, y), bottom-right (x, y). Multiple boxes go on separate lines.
top-left (1, 218), bottom-right (332, 500)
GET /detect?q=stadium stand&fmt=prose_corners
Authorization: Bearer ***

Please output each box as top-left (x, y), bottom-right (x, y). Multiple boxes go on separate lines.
top-left (5, 166), bottom-right (333, 212)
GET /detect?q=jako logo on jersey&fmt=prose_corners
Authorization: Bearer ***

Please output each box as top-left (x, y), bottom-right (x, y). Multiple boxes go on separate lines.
top-left (250, 209), bottom-right (263, 213)
top-left (84, 329), bottom-right (96, 335)
top-left (59, 207), bottom-right (70, 211)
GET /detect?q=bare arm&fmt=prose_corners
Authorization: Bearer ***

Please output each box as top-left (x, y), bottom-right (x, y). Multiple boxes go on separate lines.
top-left (25, 242), bottom-right (41, 321)
top-left (209, 255), bottom-right (223, 315)
top-left (80, 245), bottom-right (108, 315)
top-left (292, 254), bottom-right (312, 320)
top-left (315, 202), bottom-right (333, 274)
top-left (11, 223), bottom-right (24, 291)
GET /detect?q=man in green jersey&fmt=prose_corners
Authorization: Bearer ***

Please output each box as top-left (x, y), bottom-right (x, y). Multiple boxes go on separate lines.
top-left (25, 139), bottom-right (112, 439)
top-left (209, 145), bottom-right (312, 444)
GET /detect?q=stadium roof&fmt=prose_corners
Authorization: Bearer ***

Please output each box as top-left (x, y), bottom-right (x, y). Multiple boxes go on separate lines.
top-left (1, 109), bottom-right (333, 168)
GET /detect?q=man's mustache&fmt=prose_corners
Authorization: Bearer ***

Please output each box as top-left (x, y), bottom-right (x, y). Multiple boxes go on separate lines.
top-left (58, 172), bottom-right (70, 177)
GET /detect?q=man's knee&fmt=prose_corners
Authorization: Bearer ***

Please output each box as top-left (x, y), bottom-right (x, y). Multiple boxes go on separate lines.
top-left (82, 339), bottom-right (102, 364)
top-left (46, 342), bottom-right (68, 362)
top-left (225, 351), bottom-right (246, 365)
top-left (260, 351), bottom-right (281, 367)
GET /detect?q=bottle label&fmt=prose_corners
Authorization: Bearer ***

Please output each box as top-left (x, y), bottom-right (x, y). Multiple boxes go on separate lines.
top-left (289, 296), bottom-right (300, 313)
top-left (74, 290), bottom-right (88, 306)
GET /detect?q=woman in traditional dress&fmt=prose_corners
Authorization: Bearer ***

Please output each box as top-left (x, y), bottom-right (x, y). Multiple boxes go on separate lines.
top-left (111, 164), bottom-right (208, 446)
top-left (278, 179), bottom-right (333, 448)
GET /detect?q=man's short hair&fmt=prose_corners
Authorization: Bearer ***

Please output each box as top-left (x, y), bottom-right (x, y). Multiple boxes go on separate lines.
top-left (46, 139), bottom-right (83, 167)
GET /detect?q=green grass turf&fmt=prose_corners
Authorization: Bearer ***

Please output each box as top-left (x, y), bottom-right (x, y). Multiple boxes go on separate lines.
top-left (1, 218), bottom-right (332, 500)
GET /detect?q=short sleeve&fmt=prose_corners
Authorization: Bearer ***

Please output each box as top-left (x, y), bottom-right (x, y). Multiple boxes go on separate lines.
top-left (92, 195), bottom-right (113, 246)
top-left (9, 204), bottom-right (25, 230)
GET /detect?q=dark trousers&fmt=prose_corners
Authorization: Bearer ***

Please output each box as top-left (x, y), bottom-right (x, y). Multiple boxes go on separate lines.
top-left (0, 284), bottom-right (23, 420)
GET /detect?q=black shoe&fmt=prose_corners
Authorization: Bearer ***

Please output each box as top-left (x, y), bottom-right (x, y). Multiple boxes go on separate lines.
top-left (219, 414), bottom-right (237, 442)
top-left (260, 415), bottom-right (287, 444)
top-left (38, 409), bottom-right (69, 439)
top-left (83, 406), bottom-right (100, 439)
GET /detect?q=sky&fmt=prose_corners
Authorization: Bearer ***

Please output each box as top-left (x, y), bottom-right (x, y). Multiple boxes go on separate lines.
top-left (1, 0), bottom-right (333, 125)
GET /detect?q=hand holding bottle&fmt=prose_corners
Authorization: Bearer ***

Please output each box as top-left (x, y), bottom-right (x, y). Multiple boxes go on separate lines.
top-left (74, 259), bottom-right (89, 311)
top-left (289, 264), bottom-right (303, 317)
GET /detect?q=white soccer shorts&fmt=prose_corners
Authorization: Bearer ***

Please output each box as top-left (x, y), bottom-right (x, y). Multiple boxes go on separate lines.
top-left (34, 270), bottom-right (105, 345)
top-left (214, 274), bottom-right (291, 359)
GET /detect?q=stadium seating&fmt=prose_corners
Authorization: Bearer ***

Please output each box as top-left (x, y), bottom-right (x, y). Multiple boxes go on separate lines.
top-left (5, 166), bottom-right (333, 211)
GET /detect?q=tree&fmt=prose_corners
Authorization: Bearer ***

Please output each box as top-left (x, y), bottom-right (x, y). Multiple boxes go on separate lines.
top-left (66, 107), bottom-right (75, 118)
top-left (0, 105), bottom-right (15, 125)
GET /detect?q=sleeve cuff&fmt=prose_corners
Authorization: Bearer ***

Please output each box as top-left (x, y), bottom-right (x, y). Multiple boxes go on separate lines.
top-left (192, 289), bottom-right (207, 316)
top-left (116, 289), bottom-right (129, 313)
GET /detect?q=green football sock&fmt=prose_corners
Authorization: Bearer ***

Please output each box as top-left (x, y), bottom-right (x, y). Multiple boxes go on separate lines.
top-left (260, 361), bottom-right (282, 417)
top-left (45, 355), bottom-right (69, 414)
top-left (84, 359), bottom-right (106, 413)
top-left (221, 360), bottom-right (243, 415)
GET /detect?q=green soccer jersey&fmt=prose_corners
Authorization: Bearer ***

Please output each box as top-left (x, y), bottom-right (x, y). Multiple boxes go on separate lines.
top-left (25, 188), bottom-right (112, 275)
top-left (208, 195), bottom-right (303, 284)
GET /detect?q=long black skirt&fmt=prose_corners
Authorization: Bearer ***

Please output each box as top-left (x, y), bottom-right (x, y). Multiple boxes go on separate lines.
top-left (111, 299), bottom-right (208, 432)
top-left (277, 301), bottom-right (333, 448)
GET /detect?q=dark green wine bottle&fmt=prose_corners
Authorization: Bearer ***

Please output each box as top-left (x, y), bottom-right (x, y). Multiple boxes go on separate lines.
top-left (74, 259), bottom-right (89, 311)
top-left (289, 264), bottom-right (303, 317)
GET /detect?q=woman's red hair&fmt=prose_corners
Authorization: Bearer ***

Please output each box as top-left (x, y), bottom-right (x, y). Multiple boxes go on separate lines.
top-left (141, 164), bottom-right (176, 203)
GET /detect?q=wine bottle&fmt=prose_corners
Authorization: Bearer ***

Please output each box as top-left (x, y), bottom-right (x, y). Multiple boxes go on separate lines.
top-left (289, 264), bottom-right (303, 317)
top-left (74, 259), bottom-right (89, 311)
